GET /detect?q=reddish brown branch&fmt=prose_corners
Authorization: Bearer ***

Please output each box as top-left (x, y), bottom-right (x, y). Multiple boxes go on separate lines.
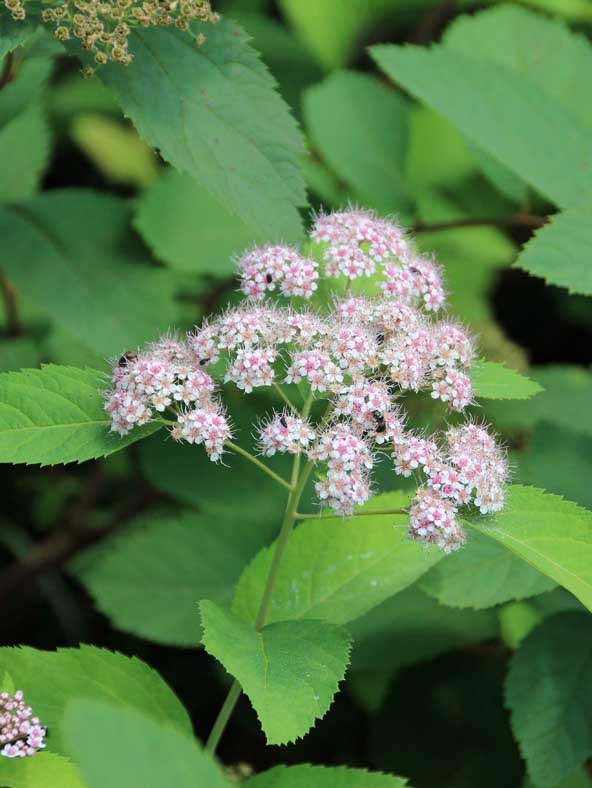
top-left (0, 52), bottom-right (14, 90)
top-left (0, 272), bottom-right (22, 337)
top-left (0, 485), bottom-right (158, 606)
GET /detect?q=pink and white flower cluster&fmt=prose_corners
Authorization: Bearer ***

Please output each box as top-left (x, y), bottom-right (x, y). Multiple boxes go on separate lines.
top-left (237, 244), bottom-right (318, 299)
top-left (309, 425), bottom-right (374, 515)
top-left (397, 423), bottom-right (508, 552)
top-left (104, 336), bottom-right (231, 462)
top-left (0, 690), bottom-right (46, 759)
top-left (106, 208), bottom-right (509, 552)
top-left (258, 412), bottom-right (315, 457)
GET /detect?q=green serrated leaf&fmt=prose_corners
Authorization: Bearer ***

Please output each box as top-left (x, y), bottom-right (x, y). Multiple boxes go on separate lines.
top-left (61, 699), bottom-right (227, 788)
top-left (72, 507), bottom-right (280, 646)
top-left (0, 753), bottom-right (85, 788)
top-left (247, 763), bottom-right (408, 787)
top-left (506, 612), bottom-right (592, 786)
top-left (233, 491), bottom-right (441, 626)
top-left (472, 361), bottom-right (543, 400)
top-left (514, 207), bottom-right (592, 295)
top-left (0, 190), bottom-right (180, 356)
top-left (303, 70), bottom-right (410, 213)
top-left (370, 41), bottom-right (592, 209)
top-left (0, 365), bottom-right (161, 465)
top-left (200, 600), bottom-right (351, 745)
top-left (443, 5), bottom-right (592, 129)
top-left (97, 22), bottom-right (306, 243)
top-left (134, 168), bottom-right (258, 274)
top-left (419, 529), bottom-right (555, 610)
top-left (0, 12), bottom-right (37, 59)
top-left (466, 486), bottom-right (592, 612)
top-left (0, 645), bottom-right (191, 758)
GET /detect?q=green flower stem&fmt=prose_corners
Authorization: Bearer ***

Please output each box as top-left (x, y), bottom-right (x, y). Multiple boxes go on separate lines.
top-left (255, 459), bottom-right (313, 630)
top-left (225, 441), bottom-right (293, 492)
top-left (204, 679), bottom-right (242, 754)
top-left (294, 507), bottom-right (407, 520)
top-left (156, 418), bottom-right (293, 492)
top-left (273, 382), bottom-right (296, 412)
top-left (205, 394), bottom-right (315, 755)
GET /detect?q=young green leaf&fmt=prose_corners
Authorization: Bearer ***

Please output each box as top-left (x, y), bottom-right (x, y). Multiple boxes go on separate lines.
top-left (73, 507), bottom-right (279, 646)
top-left (0, 645), bottom-right (192, 758)
top-left (232, 492), bottom-right (441, 627)
top-left (471, 361), bottom-right (543, 400)
top-left (419, 529), bottom-right (555, 610)
top-left (303, 70), bottom-right (410, 213)
top-left (466, 486), bottom-right (592, 612)
top-left (134, 169), bottom-right (258, 274)
top-left (70, 113), bottom-right (159, 188)
top-left (506, 612), bottom-right (592, 786)
top-left (370, 44), bottom-right (592, 209)
top-left (0, 753), bottom-right (85, 788)
top-left (200, 601), bottom-right (351, 745)
top-left (278, 0), bottom-right (393, 70)
top-left (61, 699), bottom-right (227, 788)
top-left (247, 763), bottom-right (408, 787)
top-left (98, 22), bottom-right (306, 243)
top-left (0, 190), bottom-right (180, 356)
top-left (514, 207), bottom-right (592, 296)
top-left (0, 365), bottom-right (161, 465)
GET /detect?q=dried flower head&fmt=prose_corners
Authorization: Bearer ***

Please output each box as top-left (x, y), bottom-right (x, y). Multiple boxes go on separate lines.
top-left (8, 0), bottom-right (219, 72)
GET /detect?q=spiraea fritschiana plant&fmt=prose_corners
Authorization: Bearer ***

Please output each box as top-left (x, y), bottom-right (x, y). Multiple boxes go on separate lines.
top-left (104, 207), bottom-right (509, 553)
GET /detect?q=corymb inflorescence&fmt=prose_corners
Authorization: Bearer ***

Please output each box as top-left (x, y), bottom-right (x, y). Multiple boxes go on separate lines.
top-left (104, 208), bottom-right (509, 553)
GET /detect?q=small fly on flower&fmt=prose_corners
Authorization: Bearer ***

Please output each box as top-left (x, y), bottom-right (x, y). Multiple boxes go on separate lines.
top-left (118, 351), bottom-right (137, 367)
top-left (372, 411), bottom-right (386, 434)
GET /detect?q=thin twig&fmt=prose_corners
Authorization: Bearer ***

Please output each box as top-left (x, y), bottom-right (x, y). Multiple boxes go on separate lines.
top-left (409, 0), bottom-right (456, 44)
top-left (0, 272), bottom-right (21, 337)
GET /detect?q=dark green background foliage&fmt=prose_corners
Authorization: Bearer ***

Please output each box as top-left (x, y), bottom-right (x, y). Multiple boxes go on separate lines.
top-left (1, 0), bottom-right (592, 786)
